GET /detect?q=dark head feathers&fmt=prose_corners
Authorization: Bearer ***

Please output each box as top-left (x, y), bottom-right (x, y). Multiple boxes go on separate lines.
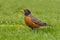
top-left (24, 9), bottom-right (31, 16)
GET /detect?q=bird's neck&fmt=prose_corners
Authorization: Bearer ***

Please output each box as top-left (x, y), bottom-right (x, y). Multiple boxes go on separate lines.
top-left (28, 14), bottom-right (32, 16)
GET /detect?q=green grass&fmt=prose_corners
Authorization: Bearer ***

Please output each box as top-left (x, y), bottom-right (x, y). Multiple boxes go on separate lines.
top-left (0, 0), bottom-right (60, 40)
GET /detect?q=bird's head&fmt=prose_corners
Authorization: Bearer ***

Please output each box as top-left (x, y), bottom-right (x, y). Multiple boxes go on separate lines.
top-left (21, 9), bottom-right (31, 16)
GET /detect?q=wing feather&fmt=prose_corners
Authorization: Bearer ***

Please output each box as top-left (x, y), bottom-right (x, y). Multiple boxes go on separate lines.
top-left (29, 15), bottom-right (45, 26)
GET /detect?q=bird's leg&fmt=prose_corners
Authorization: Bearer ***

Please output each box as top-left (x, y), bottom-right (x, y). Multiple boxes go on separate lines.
top-left (31, 27), bottom-right (34, 30)
top-left (28, 27), bottom-right (33, 31)
top-left (32, 28), bottom-right (38, 33)
top-left (30, 27), bottom-right (39, 33)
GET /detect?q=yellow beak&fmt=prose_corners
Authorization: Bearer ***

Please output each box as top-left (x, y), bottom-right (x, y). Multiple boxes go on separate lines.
top-left (20, 9), bottom-right (24, 13)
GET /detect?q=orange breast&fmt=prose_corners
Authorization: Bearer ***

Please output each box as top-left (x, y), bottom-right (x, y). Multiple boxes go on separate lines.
top-left (24, 16), bottom-right (40, 28)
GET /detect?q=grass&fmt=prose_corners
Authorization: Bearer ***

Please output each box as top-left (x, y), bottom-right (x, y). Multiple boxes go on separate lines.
top-left (0, 0), bottom-right (60, 40)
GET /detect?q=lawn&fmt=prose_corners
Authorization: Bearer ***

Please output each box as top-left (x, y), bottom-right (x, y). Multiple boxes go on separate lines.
top-left (0, 0), bottom-right (60, 40)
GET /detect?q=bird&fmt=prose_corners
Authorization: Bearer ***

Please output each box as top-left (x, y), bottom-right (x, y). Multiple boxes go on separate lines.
top-left (21, 9), bottom-right (50, 29)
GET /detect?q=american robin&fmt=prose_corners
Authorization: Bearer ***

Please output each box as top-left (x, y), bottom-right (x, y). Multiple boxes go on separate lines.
top-left (21, 9), bottom-right (50, 29)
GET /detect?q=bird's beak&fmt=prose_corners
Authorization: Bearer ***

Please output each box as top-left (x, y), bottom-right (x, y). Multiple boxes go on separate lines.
top-left (20, 9), bottom-right (24, 13)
